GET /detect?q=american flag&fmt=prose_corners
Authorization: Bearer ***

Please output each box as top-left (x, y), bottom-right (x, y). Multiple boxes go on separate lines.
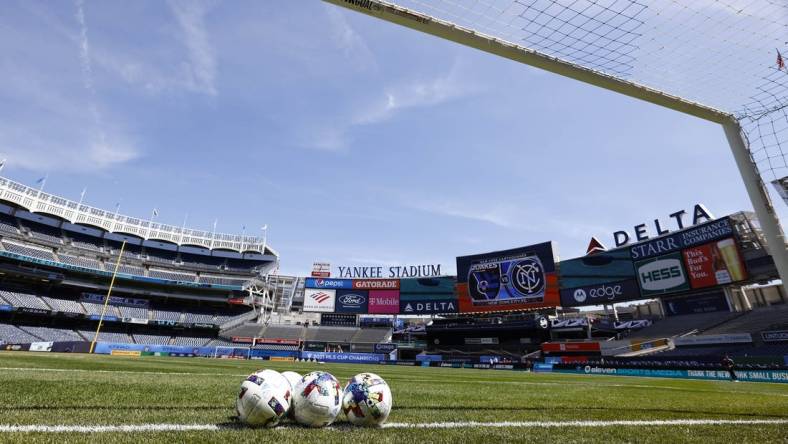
top-left (778, 49), bottom-right (785, 70)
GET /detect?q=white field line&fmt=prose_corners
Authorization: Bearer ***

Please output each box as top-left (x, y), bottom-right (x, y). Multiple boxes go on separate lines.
top-left (0, 419), bottom-right (786, 433)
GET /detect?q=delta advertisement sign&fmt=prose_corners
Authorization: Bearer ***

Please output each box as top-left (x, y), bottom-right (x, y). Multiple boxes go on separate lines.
top-left (456, 242), bottom-right (559, 313)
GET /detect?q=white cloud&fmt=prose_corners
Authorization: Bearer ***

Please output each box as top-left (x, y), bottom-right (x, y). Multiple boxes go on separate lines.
top-left (325, 6), bottom-right (376, 70)
top-left (168, 0), bottom-right (218, 96)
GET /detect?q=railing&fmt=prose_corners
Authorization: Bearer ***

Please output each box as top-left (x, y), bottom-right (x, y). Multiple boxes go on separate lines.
top-left (0, 176), bottom-right (275, 255)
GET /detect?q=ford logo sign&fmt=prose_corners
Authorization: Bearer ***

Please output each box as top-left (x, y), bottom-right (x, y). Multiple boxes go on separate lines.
top-left (338, 294), bottom-right (365, 306)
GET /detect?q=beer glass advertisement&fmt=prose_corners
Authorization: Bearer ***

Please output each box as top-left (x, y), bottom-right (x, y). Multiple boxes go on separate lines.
top-left (682, 237), bottom-right (747, 289)
top-left (558, 248), bottom-right (640, 307)
top-left (455, 242), bottom-right (559, 313)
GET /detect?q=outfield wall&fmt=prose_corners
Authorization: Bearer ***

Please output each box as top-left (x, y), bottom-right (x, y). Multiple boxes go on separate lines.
top-left (554, 365), bottom-right (788, 383)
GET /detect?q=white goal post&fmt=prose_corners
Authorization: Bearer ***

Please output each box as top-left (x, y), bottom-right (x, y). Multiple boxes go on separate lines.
top-left (213, 346), bottom-right (251, 360)
top-left (322, 0), bottom-right (788, 286)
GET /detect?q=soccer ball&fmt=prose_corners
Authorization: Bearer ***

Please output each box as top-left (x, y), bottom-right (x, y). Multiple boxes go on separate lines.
top-left (236, 370), bottom-right (291, 427)
top-left (280, 371), bottom-right (302, 416)
top-left (292, 371), bottom-right (342, 427)
top-left (342, 373), bottom-right (393, 426)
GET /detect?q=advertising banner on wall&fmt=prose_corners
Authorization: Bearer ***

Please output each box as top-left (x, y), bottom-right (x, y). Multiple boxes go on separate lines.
top-left (634, 252), bottom-right (691, 296)
top-left (304, 278), bottom-right (352, 290)
top-left (334, 289), bottom-right (368, 313)
top-left (399, 298), bottom-right (458, 315)
top-left (303, 288), bottom-right (336, 312)
top-left (353, 279), bottom-right (399, 290)
top-left (629, 217), bottom-right (734, 261)
top-left (662, 290), bottom-right (729, 316)
top-left (368, 290), bottom-right (400, 314)
top-left (456, 242), bottom-right (559, 313)
top-left (682, 238), bottom-right (748, 289)
top-left (559, 248), bottom-right (640, 307)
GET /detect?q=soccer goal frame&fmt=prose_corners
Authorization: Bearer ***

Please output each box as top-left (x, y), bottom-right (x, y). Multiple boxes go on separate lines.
top-left (322, 0), bottom-right (788, 285)
top-left (213, 346), bottom-right (251, 360)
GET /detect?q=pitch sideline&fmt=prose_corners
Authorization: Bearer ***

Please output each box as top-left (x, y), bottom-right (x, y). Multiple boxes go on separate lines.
top-left (0, 419), bottom-right (786, 433)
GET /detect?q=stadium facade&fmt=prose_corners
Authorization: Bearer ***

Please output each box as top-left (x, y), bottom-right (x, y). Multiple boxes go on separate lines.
top-left (0, 175), bottom-right (785, 379)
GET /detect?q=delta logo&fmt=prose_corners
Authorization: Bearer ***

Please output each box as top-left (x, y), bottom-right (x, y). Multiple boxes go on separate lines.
top-left (310, 292), bottom-right (332, 304)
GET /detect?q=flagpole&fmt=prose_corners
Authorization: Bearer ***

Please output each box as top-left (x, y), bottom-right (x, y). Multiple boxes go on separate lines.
top-left (38, 174), bottom-right (48, 193)
top-left (179, 213), bottom-right (188, 245)
top-left (73, 187), bottom-right (87, 224)
top-left (89, 240), bottom-right (126, 354)
top-left (261, 225), bottom-right (268, 254)
top-left (210, 219), bottom-right (218, 249)
top-left (0, 159), bottom-right (6, 174)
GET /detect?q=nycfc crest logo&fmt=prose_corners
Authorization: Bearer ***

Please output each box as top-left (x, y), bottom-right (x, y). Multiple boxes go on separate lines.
top-left (509, 257), bottom-right (545, 296)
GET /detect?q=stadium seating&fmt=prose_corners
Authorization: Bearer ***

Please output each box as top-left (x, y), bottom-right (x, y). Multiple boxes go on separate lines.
top-left (0, 323), bottom-right (40, 343)
top-left (628, 312), bottom-right (740, 339)
top-left (304, 326), bottom-right (357, 342)
top-left (81, 302), bottom-right (120, 317)
top-left (222, 323), bottom-right (265, 339)
top-left (77, 330), bottom-right (133, 343)
top-left (0, 215), bottom-right (19, 233)
top-left (261, 325), bottom-right (304, 340)
top-left (115, 263), bottom-right (146, 276)
top-left (701, 305), bottom-right (788, 334)
top-left (58, 255), bottom-right (103, 270)
top-left (198, 275), bottom-right (249, 286)
top-left (149, 309), bottom-right (182, 322)
top-left (18, 221), bottom-right (62, 244)
top-left (133, 334), bottom-right (171, 345)
top-left (0, 291), bottom-right (50, 310)
top-left (171, 335), bottom-right (211, 346)
top-left (1, 241), bottom-right (57, 261)
top-left (39, 296), bottom-right (85, 313)
top-left (351, 328), bottom-right (392, 344)
top-left (148, 268), bottom-right (196, 282)
top-left (20, 326), bottom-right (82, 342)
top-left (182, 312), bottom-right (214, 324)
top-left (68, 233), bottom-right (104, 252)
top-left (117, 305), bottom-right (149, 319)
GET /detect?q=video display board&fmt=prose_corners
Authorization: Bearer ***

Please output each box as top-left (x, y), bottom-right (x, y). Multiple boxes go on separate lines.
top-left (559, 248), bottom-right (640, 307)
top-left (456, 242), bottom-right (559, 313)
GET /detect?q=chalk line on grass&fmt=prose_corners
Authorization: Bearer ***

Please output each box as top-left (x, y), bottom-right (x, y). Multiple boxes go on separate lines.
top-left (1, 419), bottom-right (786, 433)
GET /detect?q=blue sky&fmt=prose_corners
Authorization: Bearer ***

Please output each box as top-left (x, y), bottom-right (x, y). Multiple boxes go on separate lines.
top-left (0, 0), bottom-right (785, 276)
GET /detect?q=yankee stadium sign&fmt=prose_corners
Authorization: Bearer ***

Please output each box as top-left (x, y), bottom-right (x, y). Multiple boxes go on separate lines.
top-left (336, 264), bottom-right (442, 278)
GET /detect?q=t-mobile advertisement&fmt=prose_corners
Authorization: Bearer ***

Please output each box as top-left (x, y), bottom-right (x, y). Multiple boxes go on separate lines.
top-left (368, 290), bottom-right (400, 314)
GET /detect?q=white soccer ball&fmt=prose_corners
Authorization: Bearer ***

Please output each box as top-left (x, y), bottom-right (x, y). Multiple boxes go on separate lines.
top-left (280, 371), bottom-right (302, 416)
top-left (292, 371), bottom-right (342, 427)
top-left (235, 370), bottom-right (291, 427)
top-left (342, 372), bottom-right (393, 427)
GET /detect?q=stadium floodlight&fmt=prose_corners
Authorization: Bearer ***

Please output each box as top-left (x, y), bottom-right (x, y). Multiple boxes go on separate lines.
top-left (323, 0), bottom-right (788, 285)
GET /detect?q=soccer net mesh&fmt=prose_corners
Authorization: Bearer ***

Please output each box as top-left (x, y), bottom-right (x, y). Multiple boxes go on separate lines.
top-left (354, 0), bottom-right (788, 182)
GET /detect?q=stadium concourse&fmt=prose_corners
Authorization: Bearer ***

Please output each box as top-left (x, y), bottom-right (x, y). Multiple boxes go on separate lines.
top-left (0, 174), bottom-right (785, 384)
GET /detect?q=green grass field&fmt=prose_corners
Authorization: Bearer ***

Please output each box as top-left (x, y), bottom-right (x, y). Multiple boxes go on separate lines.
top-left (0, 352), bottom-right (786, 443)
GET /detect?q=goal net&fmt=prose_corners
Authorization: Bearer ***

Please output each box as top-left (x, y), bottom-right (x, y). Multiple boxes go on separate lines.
top-left (324, 0), bottom-right (788, 282)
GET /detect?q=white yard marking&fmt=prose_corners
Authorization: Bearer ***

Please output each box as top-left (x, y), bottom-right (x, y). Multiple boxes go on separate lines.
top-left (0, 419), bottom-right (786, 433)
